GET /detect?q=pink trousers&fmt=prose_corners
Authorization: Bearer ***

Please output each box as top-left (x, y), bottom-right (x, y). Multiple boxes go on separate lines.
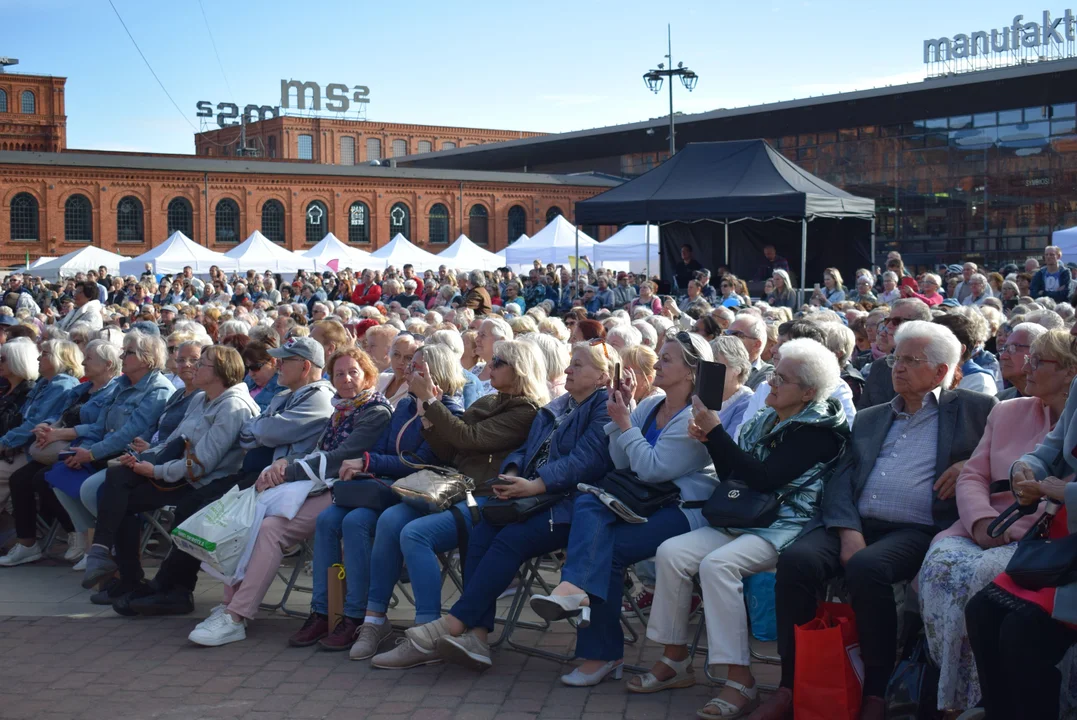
top-left (222, 492), bottom-right (332, 619)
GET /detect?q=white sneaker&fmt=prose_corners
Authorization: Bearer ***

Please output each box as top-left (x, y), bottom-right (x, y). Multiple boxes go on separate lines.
top-left (0, 542), bottom-right (43, 567)
top-left (188, 611), bottom-right (247, 647)
top-left (72, 555), bottom-right (87, 571)
top-left (63, 532), bottom-right (87, 562)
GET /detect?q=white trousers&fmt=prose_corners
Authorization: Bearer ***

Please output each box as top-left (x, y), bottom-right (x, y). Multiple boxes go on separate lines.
top-left (646, 526), bottom-right (778, 667)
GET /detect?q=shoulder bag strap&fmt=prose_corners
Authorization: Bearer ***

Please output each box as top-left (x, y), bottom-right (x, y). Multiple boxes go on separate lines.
top-left (395, 404), bottom-right (459, 476)
top-left (772, 436), bottom-right (847, 506)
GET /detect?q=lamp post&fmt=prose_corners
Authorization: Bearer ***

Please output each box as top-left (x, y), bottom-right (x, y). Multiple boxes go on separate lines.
top-left (643, 25), bottom-right (698, 156)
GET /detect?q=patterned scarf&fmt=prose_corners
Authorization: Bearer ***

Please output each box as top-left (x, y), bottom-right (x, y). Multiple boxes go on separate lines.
top-left (319, 388), bottom-right (388, 451)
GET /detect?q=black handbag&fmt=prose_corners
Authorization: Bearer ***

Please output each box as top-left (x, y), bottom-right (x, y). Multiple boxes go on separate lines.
top-left (482, 492), bottom-right (568, 526)
top-left (595, 468), bottom-right (688, 517)
top-left (994, 499), bottom-right (1077, 590)
top-left (331, 476), bottom-right (400, 511)
top-left (884, 635), bottom-right (942, 720)
top-left (703, 453), bottom-right (841, 530)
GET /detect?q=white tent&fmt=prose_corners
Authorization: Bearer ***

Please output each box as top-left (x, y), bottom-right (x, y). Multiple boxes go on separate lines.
top-left (32, 246), bottom-right (129, 280)
top-left (225, 231), bottom-right (332, 274)
top-left (303, 233), bottom-right (374, 271)
top-left (437, 234), bottom-right (504, 271)
top-left (592, 224), bottom-right (660, 272)
top-left (118, 231), bottom-right (236, 277)
top-left (1054, 226), bottom-right (1077, 257)
top-left (18, 256), bottom-right (56, 272)
top-left (369, 233), bottom-right (443, 271)
top-left (503, 214), bottom-right (597, 266)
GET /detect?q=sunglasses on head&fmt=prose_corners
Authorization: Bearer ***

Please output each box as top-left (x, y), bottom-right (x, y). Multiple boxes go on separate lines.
top-left (588, 337), bottom-right (610, 360)
top-left (670, 330), bottom-right (700, 361)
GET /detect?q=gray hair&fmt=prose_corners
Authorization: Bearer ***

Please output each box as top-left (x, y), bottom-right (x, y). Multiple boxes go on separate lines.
top-left (607, 324), bottom-right (643, 350)
top-left (83, 339), bottom-right (123, 378)
top-left (894, 320), bottom-right (962, 389)
top-left (1026, 309), bottom-right (1065, 330)
top-left (67, 324), bottom-right (95, 345)
top-left (777, 338), bottom-right (841, 403)
top-left (1, 337), bottom-right (39, 382)
top-left (736, 313), bottom-right (768, 344)
top-left (1010, 322), bottom-right (1049, 345)
top-left (123, 331), bottom-right (168, 372)
top-left (539, 317), bottom-right (570, 342)
top-left (218, 320), bottom-right (249, 338)
top-left (482, 316), bottom-right (514, 343)
top-left (469, 270), bottom-right (486, 288)
top-left (709, 335), bottom-right (752, 384)
top-left (41, 339), bottom-right (84, 378)
top-left (427, 329), bottom-right (464, 357)
top-left (522, 332), bottom-right (570, 381)
top-left (633, 320), bottom-right (658, 348)
top-left (969, 273), bottom-right (988, 287)
top-left (96, 327), bottom-right (124, 346)
top-left (891, 298), bottom-right (934, 322)
top-left (819, 323), bottom-right (856, 365)
top-left (403, 279), bottom-right (418, 292)
top-left (882, 271), bottom-right (898, 283)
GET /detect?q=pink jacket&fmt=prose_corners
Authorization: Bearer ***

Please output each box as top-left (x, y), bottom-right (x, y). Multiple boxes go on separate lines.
top-left (934, 396), bottom-right (1052, 544)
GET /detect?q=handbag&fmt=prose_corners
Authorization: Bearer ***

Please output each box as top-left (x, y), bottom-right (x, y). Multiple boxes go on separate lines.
top-left (482, 491), bottom-right (568, 526)
top-left (594, 468), bottom-right (687, 517)
top-left (884, 634), bottom-right (942, 720)
top-left (793, 602), bottom-right (865, 720)
top-left (332, 476), bottom-right (399, 511)
top-left (390, 412), bottom-right (476, 515)
top-left (995, 499), bottom-right (1077, 590)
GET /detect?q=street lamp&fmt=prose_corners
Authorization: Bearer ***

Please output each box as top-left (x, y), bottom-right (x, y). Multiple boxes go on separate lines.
top-left (642, 25), bottom-right (698, 156)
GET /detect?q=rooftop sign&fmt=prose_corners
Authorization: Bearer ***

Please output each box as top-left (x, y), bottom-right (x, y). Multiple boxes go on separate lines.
top-left (923, 9), bottom-right (1077, 74)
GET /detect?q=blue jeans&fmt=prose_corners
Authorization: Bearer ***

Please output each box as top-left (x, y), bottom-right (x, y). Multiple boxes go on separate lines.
top-left (366, 497), bottom-right (488, 624)
top-left (450, 514), bottom-right (570, 631)
top-left (561, 494), bottom-right (690, 661)
top-left (311, 504), bottom-right (379, 618)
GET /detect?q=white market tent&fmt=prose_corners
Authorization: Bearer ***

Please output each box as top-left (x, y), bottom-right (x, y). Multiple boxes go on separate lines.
top-left (592, 224), bottom-right (660, 273)
top-left (303, 233), bottom-right (374, 271)
top-left (503, 214), bottom-right (597, 266)
top-left (1053, 226), bottom-right (1077, 257)
top-left (33, 246), bottom-right (128, 280)
top-left (118, 231), bottom-right (237, 277)
top-left (19, 256), bottom-right (56, 272)
top-left (225, 231), bottom-right (332, 274)
top-left (437, 234), bottom-right (504, 271)
top-left (369, 233), bottom-right (443, 271)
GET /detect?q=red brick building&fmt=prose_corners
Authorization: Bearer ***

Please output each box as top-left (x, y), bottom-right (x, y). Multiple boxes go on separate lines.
top-left (0, 71), bottom-right (67, 152)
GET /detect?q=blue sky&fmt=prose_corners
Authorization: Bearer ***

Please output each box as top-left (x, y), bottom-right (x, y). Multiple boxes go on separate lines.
top-left (0, 0), bottom-right (1045, 154)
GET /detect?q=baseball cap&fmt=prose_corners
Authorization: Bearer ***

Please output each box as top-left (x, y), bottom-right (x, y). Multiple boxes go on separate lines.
top-left (1066, 262), bottom-right (1077, 270)
top-left (269, 336), bottom-right (325, 367)
top-left (131, 321), bottom-right (160, 336)
top-left (0, 316), bottom-right (16, 327)
top-left (947, 264), bottom-right (963, 274)
top-left (162, 305), bottom-right (178, 314)
top-left (941, 298), bottom-right (961, 308)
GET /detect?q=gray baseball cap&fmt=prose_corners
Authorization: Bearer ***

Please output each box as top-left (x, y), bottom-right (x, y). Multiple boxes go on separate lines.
top-left (269, 336), bottom-right (325, 367)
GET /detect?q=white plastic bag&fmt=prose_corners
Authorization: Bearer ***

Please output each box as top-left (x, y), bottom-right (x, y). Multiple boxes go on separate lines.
top-left (171, 485), bottom-right (258, 577)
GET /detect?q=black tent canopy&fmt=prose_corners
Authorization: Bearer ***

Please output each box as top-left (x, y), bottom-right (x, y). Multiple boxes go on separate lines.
top-left (575, 140), bottom-right (876, 297)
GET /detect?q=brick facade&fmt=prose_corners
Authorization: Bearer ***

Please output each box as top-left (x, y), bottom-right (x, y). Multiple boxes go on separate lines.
top-left (0, 72), bottom-right (67, 152)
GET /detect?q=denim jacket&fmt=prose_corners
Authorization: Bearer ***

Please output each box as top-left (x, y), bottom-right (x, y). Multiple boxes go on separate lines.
top-left (58, 378), bottom-right (120, 440)
top-left (1, 373), bottom-right (80, 450)
top-left (366, 394), bottom-right (465, 479)
top-left (246, 372), bottom-right (284, 412)
top-left (76, 370), bottom-right (175, 459)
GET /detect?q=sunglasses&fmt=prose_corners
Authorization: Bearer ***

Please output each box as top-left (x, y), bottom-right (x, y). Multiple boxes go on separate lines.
top-left (588, 337), bottom-right (610, 360)
top-left (490, 356), bottom-right (509, 369)
top-left (246, 362), bottom-right (266, 373)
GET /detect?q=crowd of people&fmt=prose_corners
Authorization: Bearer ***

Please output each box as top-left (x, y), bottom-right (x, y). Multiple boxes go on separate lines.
top-left (1, 245), bottom-right (1077, 719)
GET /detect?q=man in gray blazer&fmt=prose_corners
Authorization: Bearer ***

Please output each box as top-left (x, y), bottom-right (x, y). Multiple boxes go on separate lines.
top-left (753, 321), bottom-right (997, 720)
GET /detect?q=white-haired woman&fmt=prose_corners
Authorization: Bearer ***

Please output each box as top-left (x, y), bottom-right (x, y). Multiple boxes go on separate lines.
top-left (2, 340), bottom-right (122, 566)
top-left (527, 332), bottom-right (718, 686)
top-left (539, 317), bottom-right (571, 343)
top-left (766, 270), bottom-right (797, 310)
top-left (474, 317), bottom-right (513, 396)
top-left (962, 273), bottom-right (992, 307)
top-left (525, 332), bottom-right (569, 399)
top-left (877, 271), bottom-right (901, 305)
top-left (708, 336), bottom-right (756, 438)
top-left (633, 339), bottom-right (849, 718)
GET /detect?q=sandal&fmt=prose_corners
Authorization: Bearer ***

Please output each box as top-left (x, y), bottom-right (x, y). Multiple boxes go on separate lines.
top-left (696, 679), bottom-right (759, 719)
top-left (626, 654), bottom-right (696, 694)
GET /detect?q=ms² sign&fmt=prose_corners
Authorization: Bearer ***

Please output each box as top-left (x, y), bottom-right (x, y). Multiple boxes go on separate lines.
top-left (196, 79), bottom-right (372, 128)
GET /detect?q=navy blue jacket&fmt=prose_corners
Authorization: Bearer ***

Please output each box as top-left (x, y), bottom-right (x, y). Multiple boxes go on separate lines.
top-left (366, 393), bottom-right (466, 479)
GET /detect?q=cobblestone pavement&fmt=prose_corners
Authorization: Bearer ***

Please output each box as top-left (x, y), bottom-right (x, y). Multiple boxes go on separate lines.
top-left (0, 564), bottom-right (779, 720)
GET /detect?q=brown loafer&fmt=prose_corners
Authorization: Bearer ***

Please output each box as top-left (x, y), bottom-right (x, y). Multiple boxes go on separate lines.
top-left (288, 612), bottom-right (330, 647)
top-left (319, 616), bottom-right (362, 651)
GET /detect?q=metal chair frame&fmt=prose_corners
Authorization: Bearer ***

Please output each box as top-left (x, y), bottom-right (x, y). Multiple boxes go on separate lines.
top-left (258, 541), bottom-right (314, 618)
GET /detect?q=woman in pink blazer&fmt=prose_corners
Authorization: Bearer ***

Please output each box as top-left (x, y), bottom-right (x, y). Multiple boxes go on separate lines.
top-left (918, 329), bottom-right (1077, 713)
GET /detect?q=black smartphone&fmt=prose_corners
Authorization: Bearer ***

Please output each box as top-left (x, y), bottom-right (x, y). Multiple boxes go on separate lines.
top-left (58, 450), bottom-right (76, 460)
top-left (696, 360), bottom-right (727, 412)
top-left (486, 476), bottom-right (516, 487)
top-left (613, 363), bottom-right (622, 391)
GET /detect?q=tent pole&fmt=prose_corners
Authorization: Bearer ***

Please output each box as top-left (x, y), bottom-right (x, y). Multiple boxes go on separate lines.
top-left (723, 221), bottom-right (729, 266)
top-left (575, 225), bottom-right (580, 299)
top-left (870, 216), bottom-right (876, 271)
top-left (799, 219), bottom-right (808, 307)
top-left (645, 222), bottom-right (651, 279)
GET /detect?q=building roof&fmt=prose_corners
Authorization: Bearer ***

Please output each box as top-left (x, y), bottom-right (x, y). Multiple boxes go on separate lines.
top-left (0, 149), bottom-right (621, 187)
top-left (398, 57), bottom-right (1077, 171)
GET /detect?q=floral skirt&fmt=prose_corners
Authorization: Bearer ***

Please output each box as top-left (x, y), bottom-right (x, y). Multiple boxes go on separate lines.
top-left (918, 536), bottom-right (1017, 711)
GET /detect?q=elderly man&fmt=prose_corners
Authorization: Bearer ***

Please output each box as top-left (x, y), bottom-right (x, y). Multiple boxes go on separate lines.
top-left (952, 262), bottom-right (978, 304)
top-left (57, 281), bottom-right (104, 331)
top-left (961, 273), bottom-right (992, 307)
top-left (1029, 244), bottom-right (1072, 303)
top-left (463, 270), bottom-right (491, 315)
top-left (611, 272), bottom-right (637, 308)
top-left (725, 313), bottom-right (772, 390)
top-left (856, 298), bottom-right (933, 410)
top-left (996, 322), bottom-right (1047, 401)
top-left (752, 321), bottom-right (996, 720)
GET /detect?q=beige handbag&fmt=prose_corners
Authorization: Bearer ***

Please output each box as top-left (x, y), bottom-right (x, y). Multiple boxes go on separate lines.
top-left (29, 436), bottom-right (71, 465)
top-left (390, 411), bottom-right (476, 514)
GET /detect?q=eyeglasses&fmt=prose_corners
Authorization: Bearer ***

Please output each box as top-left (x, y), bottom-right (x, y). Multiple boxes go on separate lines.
top-left (885, 316), bottom-right (908, 327)
top-left (1001, 343), bottom-right (1030, 355)
top-left (174, 356), bottom-right (199, 367)
top-left (724, 329), bottom-right (747, 339)
top-left (885, 354), bottom-right (932, 368)
top-left (167, 345), bottom-right (178, 354)
top-left (490, 356), bottom-right (508, 369)
top-left (245, 362), bottom-right (265, 373)
top-left (1025, 355), bottom-right (1060, 371)
top-left (123, 350), bottom-right (138, 358)
top-left (769, 372), bottom-right (805, 389)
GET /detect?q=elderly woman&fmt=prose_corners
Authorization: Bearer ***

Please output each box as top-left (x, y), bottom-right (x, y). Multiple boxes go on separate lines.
top-left (766, 270), bottom-right (797, 310)
top-left (635, 339), bottom-right (848, 718)
top-left (473, 317), bottom-right (514, 396)
top-left (524, 332), bottom-right (569, 399)
top-left (0, 341), bottom-right (122, 567)
top-left (289, 345), bottom-right (465, 651)
top-left (962, 273), bottom-right (992, 307)
top-left (363, 340), bottom-right (547, 668)
top-left (376, 333), bottom-right (423, 408)
top-left (630, 281), bottom-right (662, 315)
top-left (707, 336), bottom-right (756, 438)
top-left (0, 339), bottom-right (38, 441)
top-left (242, 341), bottom-right (283, 411)
top-left (849, 275), bottom-right (878, 306)
top-left (385, 340), bottom-right (616, 671)
top-left (78, 346), bottom-right (258, 595)
top-left (188, 347), bottom-right (393, 647)
top-left (524, 332), bottom-right (717, 686)
top-left (917, 329), bottom-right (1077, 712)
top-left (875, 271), bottom-right (900, 305)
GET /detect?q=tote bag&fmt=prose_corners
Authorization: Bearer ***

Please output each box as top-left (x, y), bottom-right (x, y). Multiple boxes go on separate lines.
top-left (793, 602), bottom-right (865, 720)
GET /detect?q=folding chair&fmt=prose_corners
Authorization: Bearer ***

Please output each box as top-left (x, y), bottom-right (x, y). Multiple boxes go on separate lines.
top-left (259, 540), bottom-right (314, 618)
top-left (138, 507), bottom-right (175, 559)
top-left (35, 515), bottom-right (63, 557)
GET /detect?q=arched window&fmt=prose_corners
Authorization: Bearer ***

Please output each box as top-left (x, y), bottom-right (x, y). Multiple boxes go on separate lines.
top-left (366, 138), bottom-right (382, 162)
top-left (20, 90), bottom-right (34, 114)
top-left (389, 202), bottom-right (410, 240)
top-left (545, 206), bottom-right (563, 224)
top-left (9, 193), bottom-right (38, 241)
top-left (469, 204), bottom-right (489, 246)
top-left (0, 89), bottom-right (7, 113)
top-left (442, 141), bottom-right (456, 150)
top-left (116, 196), bottom-right (144, 243)
top-left (428, 203), bottom-right (450, 244)
top-left (417, 140), bottom-right (432, 154)
top-left (64, 194), bottom-right (93, 243)
top-left (266, 135), bottom-right (277, 158)
top-left (297, 134), bottom-right (313, 160)
top-left (340, 136), bottom-right (355, 165)
top-left (507, 205), bottom-right (527, 243)
top-left (261, 199), bottom-right (285, 243)
top-left (306, 200), bottom-right (328, 244)
top-left (215, 199), bottom-right (240, 243)
top-left (391, 139), bottom-right (407, 158)
top-left (167, 197), bottom-right (193, 238)
top-left (348, 201), bottom-right (370, 244)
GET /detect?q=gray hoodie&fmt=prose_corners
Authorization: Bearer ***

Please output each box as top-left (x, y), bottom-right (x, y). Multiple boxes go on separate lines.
top-left (150, 384), bottom-right (261, 489)
top-left (238, 379), bottom-right (335, 461)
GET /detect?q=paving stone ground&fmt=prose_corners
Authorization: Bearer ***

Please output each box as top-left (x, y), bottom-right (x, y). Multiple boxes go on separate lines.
top-left (0, 557), bottom-right (778, 720)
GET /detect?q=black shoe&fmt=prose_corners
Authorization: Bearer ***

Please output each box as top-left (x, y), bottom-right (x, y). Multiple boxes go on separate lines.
top-left (90, 577), bottom-right (145, 606)
top-left (112, 581), bottom-right (158, 617)
top-left (128, 588), bottom-right (195, 616)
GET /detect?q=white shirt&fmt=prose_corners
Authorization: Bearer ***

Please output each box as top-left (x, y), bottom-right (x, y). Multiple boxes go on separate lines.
top-left (958, 371), bottom-right (998, 396)
top-left (733, 379), bottom-right (856, 443)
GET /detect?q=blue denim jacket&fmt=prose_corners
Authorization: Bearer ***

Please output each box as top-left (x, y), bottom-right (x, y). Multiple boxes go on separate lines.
top-left (76, 370), bottom-right (175, 459)
top-left (462, 369), bottom-right (483, 409)
top-left (246, 372), bottom-right (284, 412)
top-left (366, 394), bottom-right (465, 479)
top-left (58, 378), bottom-right (120, 432)
top-left (1, 373), bottom-right (80, 450)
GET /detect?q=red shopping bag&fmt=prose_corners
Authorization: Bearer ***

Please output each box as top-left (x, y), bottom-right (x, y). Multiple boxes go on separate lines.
top-left (793, 602), bottom-right (865, 720)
